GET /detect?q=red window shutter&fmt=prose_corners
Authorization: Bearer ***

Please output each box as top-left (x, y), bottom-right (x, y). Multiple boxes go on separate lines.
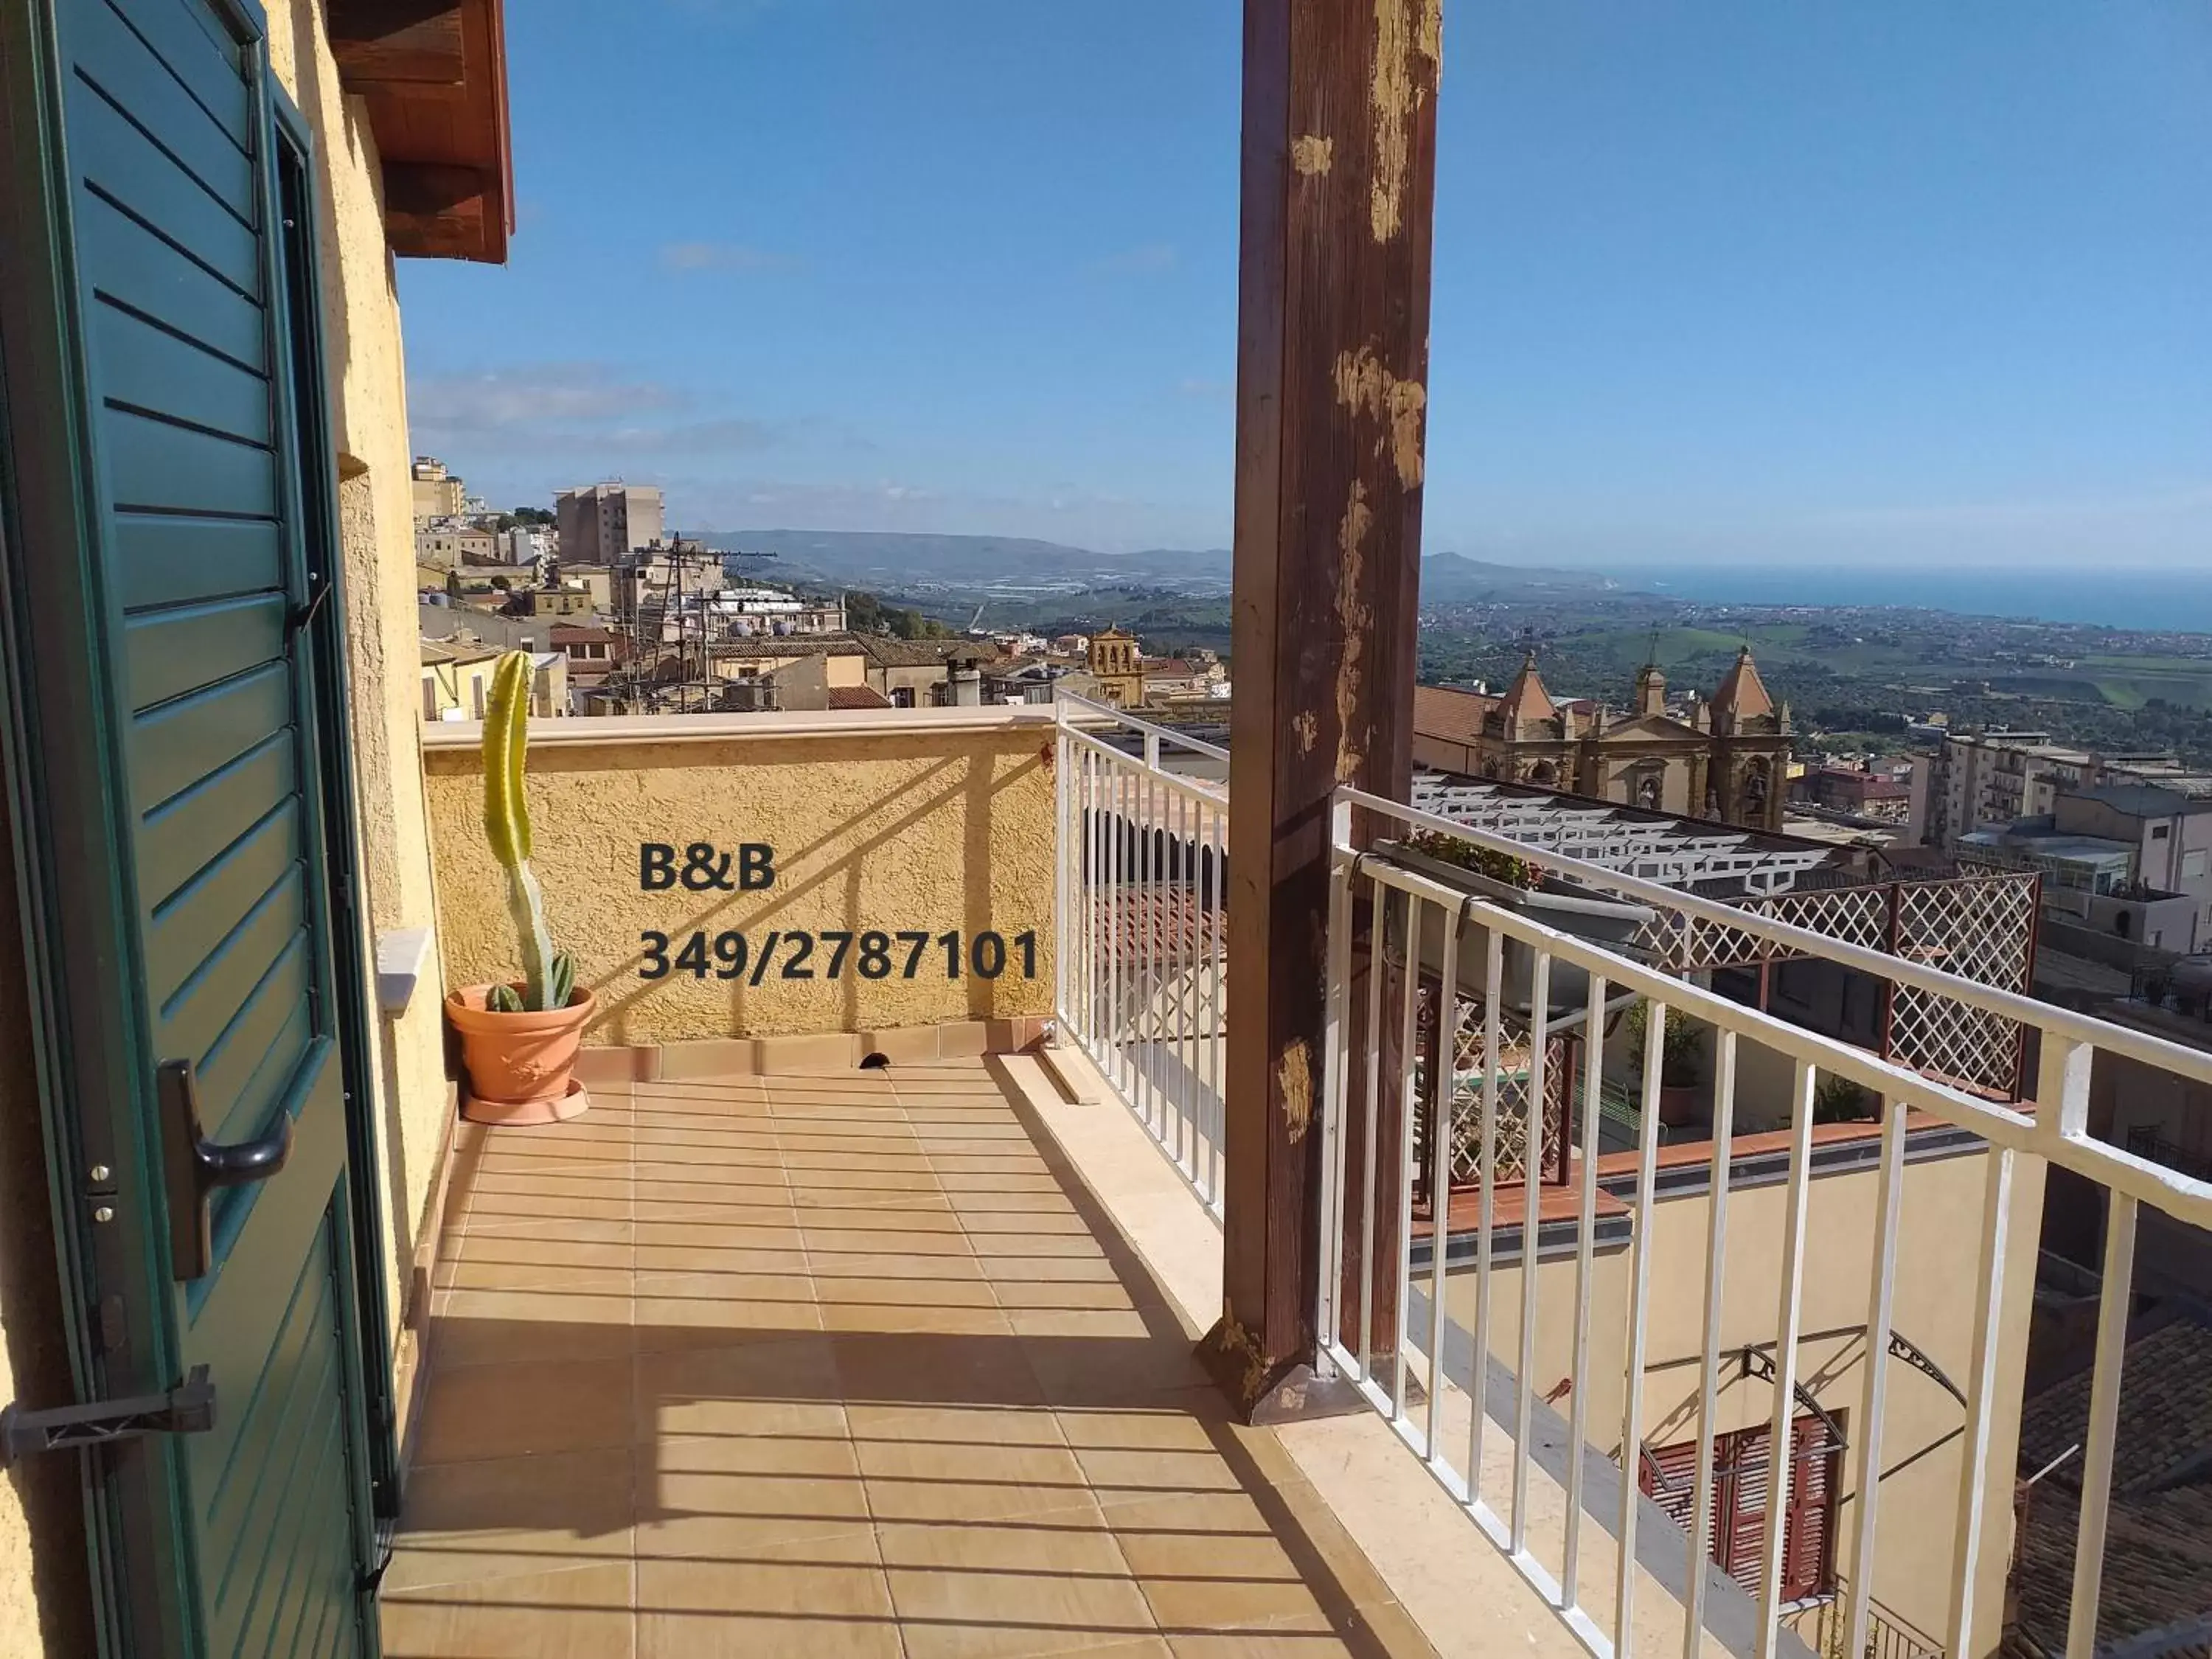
top-left (1639, 1436), bottom-right (1703, 1535)
top-left (1784, 1415), bottom-right (1840, 1601)
top-left (1719, 1426), bottom-right (1773, 1593)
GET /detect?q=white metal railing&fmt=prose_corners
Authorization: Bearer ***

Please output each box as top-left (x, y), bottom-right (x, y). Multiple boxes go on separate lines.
top-left (1053, 696), bottom-right (1230, 1217)
top-left (1311, 787), bottom-right (2212, 1659)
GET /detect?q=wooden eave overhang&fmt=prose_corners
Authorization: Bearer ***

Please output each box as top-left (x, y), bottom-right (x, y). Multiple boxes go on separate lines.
top-left (330, 0), bottom-right (515, 263)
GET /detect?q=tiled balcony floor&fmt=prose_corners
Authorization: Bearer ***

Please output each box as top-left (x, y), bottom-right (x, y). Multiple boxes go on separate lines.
top-left (381, 1060), bottom-right (1439, 1659)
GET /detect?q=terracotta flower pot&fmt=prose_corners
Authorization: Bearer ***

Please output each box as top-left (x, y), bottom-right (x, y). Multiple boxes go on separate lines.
top-left (1658, 1084), bottom-right (1700, 1128)
top-left (447, 985), bottom-right (597, 1125)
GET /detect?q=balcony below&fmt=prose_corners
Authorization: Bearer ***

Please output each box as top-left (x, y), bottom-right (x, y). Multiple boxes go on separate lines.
top-left (381, 1058), bottom-right (1444, 1658)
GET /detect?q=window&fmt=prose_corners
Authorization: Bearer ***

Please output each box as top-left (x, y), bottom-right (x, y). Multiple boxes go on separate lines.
top-left (1641, 1415), bottom-right (1841, 1601)
top-left (2153, 824), bottom-right (2171, 841)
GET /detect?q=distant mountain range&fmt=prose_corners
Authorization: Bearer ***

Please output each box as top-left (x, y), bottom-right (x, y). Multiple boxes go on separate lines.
top-left (700, 530), bottom-right (1233, 591)
top-left (696, 529), bottom-right (1626, 603)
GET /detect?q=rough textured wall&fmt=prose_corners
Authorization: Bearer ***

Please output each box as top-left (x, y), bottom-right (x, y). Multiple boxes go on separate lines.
top-left (265, 2), bottom-right (456, 1340)
top-left (424, 728), bottom-right (1057, 1043)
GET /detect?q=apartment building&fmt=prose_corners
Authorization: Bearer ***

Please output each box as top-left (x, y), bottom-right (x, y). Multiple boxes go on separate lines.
top-left (408, 455), bottom-right (466, 521)
top-left (1926, 729), bottom-right (2096, 847)
top-left (555, 479), bottom-right (667, 561)
top-left (2055, 785), bottom-right (2212, 953)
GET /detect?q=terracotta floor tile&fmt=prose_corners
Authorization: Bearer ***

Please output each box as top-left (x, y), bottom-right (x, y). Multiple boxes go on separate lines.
top-left (1069, 1444), bottom-right (1248, 1503)
top-left (380, 1562), bottom-right (634, 1659)
top-left (394, 1066), bottom-right (1428, 1659)
top-left (1021, 1339), bottom-right (1214, 1408)
top-left (829, 1332), bottom-right (1045, 1411)
top-left (990, 1280), bottom-right (1146, 1313)
top-left (384, 1447), bottom-right (635, 1593)
top-left (633, 1242), bottom-right (810, 1277)
top-left (1007, 1309), bottom-right (1159, 1341)
top-left (463, 1214), bottom-right (636, 1246)
top-left (635, 1544), bottom-right (901, 1659)
top-left (470, 1169), bottom-right (632, 1203)
top-left (432, 1289), bottom-right (634, 1369)
top-left (636, 1332), bottom-right (845, 1441)
top-left (808, 1252), bottom-right (990, 1287)
top-left (886, 1556), bottom-right (1161, 1659)
top-left (796, 1206), bottom-right (967, 1237)
top-left (467, 1190), bottom-right (633, 1225)
top-left (1164, 1634), bottom-right (1356, 1658)
top-left (858, 1439), bottom-right (1096, 1526)
top-left (632, 1203), bottom-right (804, 1239)
top-left (634, 1435), bottom-right (871, 1557)
top-left (981, 1255), bottom-right (1124, 1285)
top-left (845, 1401), bottom-right (1068, 1450)
top-left (790, 1184), bottom-right (955, 1213)
top-left (872, 1514), bottom-right (1131, 1576)
top-left (819, 1303), bottom-right (1015, 1338)
top-left (636, 1278), bottom-right (824, 1352)
top-left (804, 1225), bottom-right (975, 1258)
top-left (960, 1209), bottom-right (1097, 1237)
top-left (1137, 1574), bottom-right (1332, 1638)
top-left (414, 1356), bottom-right (634, 1464)
top-left (811, 1273), bottom-right (1000, 1307)
top-left (633, 1215), bottom-right (801, 1248)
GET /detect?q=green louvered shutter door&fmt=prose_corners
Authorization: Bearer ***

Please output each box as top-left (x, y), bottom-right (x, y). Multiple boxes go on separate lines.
top-left (52, 0), bottom-right (378, 1652)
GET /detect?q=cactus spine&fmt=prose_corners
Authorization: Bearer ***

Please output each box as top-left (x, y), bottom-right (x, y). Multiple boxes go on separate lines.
top-left (481, 652), bottom-right (574, 1012)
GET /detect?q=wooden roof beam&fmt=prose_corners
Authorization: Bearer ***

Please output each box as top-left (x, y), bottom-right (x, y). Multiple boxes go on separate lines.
top-left (330, 0), bottom-right (466, 86)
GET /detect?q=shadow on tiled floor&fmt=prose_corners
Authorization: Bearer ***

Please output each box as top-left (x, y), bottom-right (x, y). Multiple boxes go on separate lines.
top-left (380, 1061), bottom-right (1438, 1658)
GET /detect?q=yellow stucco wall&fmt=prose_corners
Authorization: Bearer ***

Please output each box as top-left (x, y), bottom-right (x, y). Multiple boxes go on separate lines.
top-left (1443, 1142), bottom-right (2031, 1645)
top-left (423, 720), bottom-right (1058, 1044)
top-left (264, 1), bottom-right (458, 1384)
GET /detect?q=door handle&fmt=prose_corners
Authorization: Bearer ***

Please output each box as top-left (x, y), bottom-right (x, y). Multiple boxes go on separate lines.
top-left (160, 1058), bottom-right (293, 1281)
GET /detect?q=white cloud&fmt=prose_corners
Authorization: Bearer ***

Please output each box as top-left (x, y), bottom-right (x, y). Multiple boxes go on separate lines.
top-left (408, 362), bottom-right (780, 462)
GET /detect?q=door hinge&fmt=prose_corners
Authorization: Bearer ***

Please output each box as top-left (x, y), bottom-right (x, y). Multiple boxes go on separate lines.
top-left (0, 1366), bottom-right (215, 1466)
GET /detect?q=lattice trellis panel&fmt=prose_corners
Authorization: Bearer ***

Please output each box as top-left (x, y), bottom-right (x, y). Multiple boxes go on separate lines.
top-left (1888, 874), bottom-right (2037, 1098)
top-left (1413, 988), bottom-right (1571, 1197)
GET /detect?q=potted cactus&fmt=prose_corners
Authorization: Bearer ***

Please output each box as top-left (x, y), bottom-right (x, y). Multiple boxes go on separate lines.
top-left (445, 652), bottom-right (595, 1124)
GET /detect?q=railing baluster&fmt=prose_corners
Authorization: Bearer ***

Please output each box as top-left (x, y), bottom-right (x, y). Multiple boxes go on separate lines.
top-left (1393, 892), bottom-right (1422, 1425)
top-left (1209, 801), bottom-right (1225, 1211)
top-left (1945, 1144), bottom-right (2015, 1659)
top-left (1470, 925), bottom-right (1503, 1512)
top-left (1685, 1027), bottom-right (1739, 1659)
top-left (1844, 1099), bottom-right (1907, 1659)
top-left (1513, 952), bottom-right (1553, 1557)
top-left (1615, 998), bottom-right (1670, 1659)
top-left (1062, 726), bottom-right (1079, 1044)
top-left (2065, 1191), bottom-right (2139, 1659)
top-left (1562, 972), bottom-right (1608, 1613)
top-left (1319, 802), bottom-right (1354, 1369)
top-left (1425, 905), bottom-right (1460, 1464)
top-left (1358, 873), bottom-right (1385, 1386)
top-left (1755, 1058), bottom-right (1818, 1659)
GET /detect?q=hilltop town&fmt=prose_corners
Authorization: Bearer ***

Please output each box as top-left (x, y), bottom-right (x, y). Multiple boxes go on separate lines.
top-left (413, 457), bottom-right (1231, 723)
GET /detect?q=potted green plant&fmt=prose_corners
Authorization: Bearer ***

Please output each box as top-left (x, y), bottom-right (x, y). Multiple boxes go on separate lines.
top-left (1627, 999), bottom-right (1704, 1127)
top-left (444, 652), bottom-right (594, 1124)
top-left (1381, 830), bottom-right (1657, 1019)
top-left (1814, 1073), bottom-right (1877, 1125)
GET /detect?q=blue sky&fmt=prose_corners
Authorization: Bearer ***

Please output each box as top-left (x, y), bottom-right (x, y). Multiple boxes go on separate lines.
top-left (400, 1), bottom-right (2212, 568)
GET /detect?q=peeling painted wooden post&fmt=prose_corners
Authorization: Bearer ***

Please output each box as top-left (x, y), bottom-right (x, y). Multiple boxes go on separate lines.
top-left (1203, 0), bottom-right (1443, 1422)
